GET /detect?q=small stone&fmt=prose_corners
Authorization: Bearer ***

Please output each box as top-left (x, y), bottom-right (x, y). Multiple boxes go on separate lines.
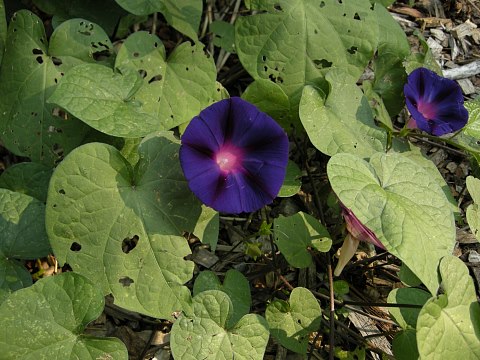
top-left (468, 250), bottom-right (480, 263)
top-left (446, 161), bottom-right (458, 173)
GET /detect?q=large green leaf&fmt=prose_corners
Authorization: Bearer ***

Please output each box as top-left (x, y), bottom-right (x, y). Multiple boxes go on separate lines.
top-left (193, 270), bottom-right (251, 329)
top-left (274, 212), bottom-right (331, 268)
top-left (0, 11), bottom-right (94, 165)
top-left (45, 133), bottom-right (218, 319)
top-left (235, 0), bottom-right (379, 122)
top-left (171, 290), bottom-right (269, 360)
top-left (265, 287), bottom-right (322, 354)
top-left (0, 189), bottom-right (50, 292)
top-left (115, 32), bottom-right (217, 130)
top-left (417, 256), bottom-right (480, 359)
top-left (466, 176), bottom-right (480, 241)
top-left (0, 272), bottom-right (127, 359)
top-left (300, 70), bottom-right (387, 158)
top-left (48, 63), bottom-right (160, 138)
top-left (0, 162), bottom-right (52, 202)
top-left (115, 0), bottom-right (202, 41)
top-left (327, 152), bottom-right (456, 294)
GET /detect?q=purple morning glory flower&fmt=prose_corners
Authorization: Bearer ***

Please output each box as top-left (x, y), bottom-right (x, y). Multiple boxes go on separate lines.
top-left (404, 67), bottom-right (468, 136)
top-left (179, 97), bottom-right (289, 214)
top-left (334, 204), bottom-right (385, 276)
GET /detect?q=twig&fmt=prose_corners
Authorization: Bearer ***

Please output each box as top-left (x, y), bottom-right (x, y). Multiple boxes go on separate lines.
top-left (137, 323), bottom-right (161, 360)
top-left (151, 12), bottom-right (158, 35)
top-left (327, 257), bottom-right (335, 360)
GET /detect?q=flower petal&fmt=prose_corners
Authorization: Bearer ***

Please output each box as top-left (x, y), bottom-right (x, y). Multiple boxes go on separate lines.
top-left (227, 98), bottom-right (287, 149)
top-left (181, 100), bottom-right (231, 152)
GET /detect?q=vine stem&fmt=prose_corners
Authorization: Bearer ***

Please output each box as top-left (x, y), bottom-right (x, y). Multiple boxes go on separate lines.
top-left (327, 256), bottom-right (335, 360)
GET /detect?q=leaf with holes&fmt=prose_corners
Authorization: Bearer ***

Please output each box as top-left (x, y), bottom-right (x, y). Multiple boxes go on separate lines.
top-left (0, 162), bottom-right (52, 202)
top-left (0, 272), bottom-right (127, 359)
top-left (211, 20), bottom-right (236, 53)
top-left (193, 270), bottom-right (251, 328)
top-left (115, 31), bottom-right (217, 131)
top-left (466, 176), bottom-right (480, 241)
top-left (417, 256), bottom-right (480, 359)
top-left (274, 212), bottom-right (331, 268)
top-left (0, 189), bottom-right (50, 293)
top-left (114, 0), bottom-right (202, 40)
top-left (266, 287), bottom-right (322, 354)
top-left (48, 18), bottom-right (115, 67)
top-left (33, 0), bottom-right (126, 36)
top-left (0, 11), bottom-right (96, 165)
top-left (300, 70), bottom-right (387, 158)
top-left (235, 0), bottom-right (378, 124)
top-left (45, 132), bottom-right (218, 319)
top-left (327, 152), bottom-right (456, 294)
top-left (171, 290), bottom-right (269, 360)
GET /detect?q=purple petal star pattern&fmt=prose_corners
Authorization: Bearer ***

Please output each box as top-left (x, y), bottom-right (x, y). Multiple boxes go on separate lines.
top-left (404, 67), bottom-right (468, 136)
top-left (180, 97), bottom-right (289, 213)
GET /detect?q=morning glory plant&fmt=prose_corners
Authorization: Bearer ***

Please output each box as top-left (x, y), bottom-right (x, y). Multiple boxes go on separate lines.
top-left (0, 1), bottom-right (479, 359)
top-left (179, 97), bottom-right (289, 214)
top-left (404, 67), bottom-right (469, 136)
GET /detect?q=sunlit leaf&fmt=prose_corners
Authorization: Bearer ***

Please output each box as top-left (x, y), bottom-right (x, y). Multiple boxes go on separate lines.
top-left (0, 272), bottom-right (127, 359)
top-left (328, 152), bottom-right (456, 294)
top-left (171, 290), bottom-right (269, 360)
top-left (46, 133), bottom-right (218, 319)
top-left (275, 212), bottom-right (331, 268)
top-left (417, 256), bottom-right (480, 359)
top-left (266, 287), bottom-right (321, 354)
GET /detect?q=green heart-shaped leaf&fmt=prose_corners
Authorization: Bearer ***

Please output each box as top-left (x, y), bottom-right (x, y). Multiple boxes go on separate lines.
top-left (193, 269), bottom-right (251, 328)
top-left (274, 212), bottom-right (331, 268)
top-left (115, 32), bottom-right (217, 131)
top-left (300, 70), bottom-right (386, 158)
top-left (417, 256), bottom-right (480, 359)
top-left (0, 272), bottom-right (127, 359)
top-left (46, 133), bottom-right (218, 318)
top-left (327, 152), bottom-right (456, 294)
top-left (266, 287), bottom-right (321, 354)
top-left (171, 290), bottom-right (269, 360)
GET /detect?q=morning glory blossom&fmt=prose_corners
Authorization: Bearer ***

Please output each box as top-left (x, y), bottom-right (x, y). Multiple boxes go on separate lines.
top-left (179, 97), bottom-right (289, 214)
top-left (334, 204), bottom-right (385, 276)
top-left (404, 67), bottom-right (468, 136)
